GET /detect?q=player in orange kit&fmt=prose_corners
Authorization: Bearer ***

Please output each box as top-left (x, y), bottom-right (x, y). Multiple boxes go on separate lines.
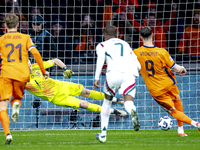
top-left (134, 26), bottom-right (200, 137)
top-left (0, 13), bottom-right (49, 144)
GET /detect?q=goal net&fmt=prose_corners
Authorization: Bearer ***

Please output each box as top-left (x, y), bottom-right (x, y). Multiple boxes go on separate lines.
top-left (0, 0), bottom-right (199, 131)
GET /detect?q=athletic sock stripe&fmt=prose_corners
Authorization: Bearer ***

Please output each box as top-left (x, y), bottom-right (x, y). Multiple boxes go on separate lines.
top-left (123, 83), bottom-right (136, 95)
top-left (126, 86), bottom-right (136, 95)
top-left (106, 80), bottom-right (115, 96)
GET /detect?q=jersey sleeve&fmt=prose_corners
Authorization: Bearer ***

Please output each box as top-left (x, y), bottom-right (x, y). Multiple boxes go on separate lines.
top-left (0, 37), bottom-right (2, 54)
top-left (95, 43), bottom-right (106, 80)
top-left (32, 60), bottom-right (54, 70)
top-left (27, 35), bottom-right (35, 51)
top-left (162, 49), bottom-right (175, 68)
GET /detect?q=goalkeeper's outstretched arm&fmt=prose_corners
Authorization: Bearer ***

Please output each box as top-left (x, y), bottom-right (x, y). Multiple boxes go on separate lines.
top-left (51, 58), bottom-right (74, 78)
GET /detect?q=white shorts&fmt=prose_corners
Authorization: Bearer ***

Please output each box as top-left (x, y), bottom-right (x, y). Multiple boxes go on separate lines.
top-left (104, 71), bottom-right (136, 98)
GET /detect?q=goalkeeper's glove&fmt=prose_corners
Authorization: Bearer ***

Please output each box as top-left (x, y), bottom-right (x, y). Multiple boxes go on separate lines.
top-left (63, 66), bottom-right (74, 79)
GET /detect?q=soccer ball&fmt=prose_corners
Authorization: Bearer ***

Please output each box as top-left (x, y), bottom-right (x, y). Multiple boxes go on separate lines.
top-left (158, 116), bottom-right (173, 131)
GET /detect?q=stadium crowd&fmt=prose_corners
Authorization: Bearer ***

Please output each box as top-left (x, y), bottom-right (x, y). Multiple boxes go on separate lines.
top-left (0, 0), bottom-right (200, 63)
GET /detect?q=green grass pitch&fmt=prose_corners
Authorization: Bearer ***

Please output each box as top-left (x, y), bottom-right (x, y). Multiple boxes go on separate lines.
top-left (0, 129), bottom-right (199, 150)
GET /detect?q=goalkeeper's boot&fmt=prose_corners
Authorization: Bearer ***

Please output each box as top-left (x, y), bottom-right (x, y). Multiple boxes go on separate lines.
top-left (96, 133), bottom-right (106, 143)
top-left (112, 98), bottom-right (124, 105)
top-left (112, 109), bottom-right (127, 117)
top-left (5, 134), bottom-right (12, 145)
top-left (131, 109), bottom-right (140, 131)
top-left (178, 133), bottom-right (188, 137)
top-left (11, 101), bottom-right (20, 123)
top-left (196, 123), bottom-right (200, 131)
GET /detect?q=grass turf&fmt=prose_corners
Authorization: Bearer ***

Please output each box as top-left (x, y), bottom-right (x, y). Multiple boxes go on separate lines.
top-left (0, 129), bottom-right (199, 150)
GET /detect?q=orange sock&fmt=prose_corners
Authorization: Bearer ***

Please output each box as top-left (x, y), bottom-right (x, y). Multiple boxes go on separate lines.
top-left (170, 109), bottom-right (192, 125)
top-left (0, 110), bottom-right (11, 136)
top-left (173, 99), bottom-right (183, 127)
top-left (11, 99), bottom-right (21, 107)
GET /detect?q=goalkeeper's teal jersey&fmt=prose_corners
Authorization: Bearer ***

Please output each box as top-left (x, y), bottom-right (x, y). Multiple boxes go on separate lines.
top-left (25, 60), bottom-right (64, 102)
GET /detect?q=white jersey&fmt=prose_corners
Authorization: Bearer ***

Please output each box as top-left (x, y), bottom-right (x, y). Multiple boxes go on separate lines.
top-left (95, 38), bottom-right (141, 80)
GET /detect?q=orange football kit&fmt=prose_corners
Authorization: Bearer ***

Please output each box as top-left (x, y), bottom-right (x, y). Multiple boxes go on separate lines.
top-left (134, 45), bottom-right (192, 126)
top-left (0, 32), bottom-right (46, 101)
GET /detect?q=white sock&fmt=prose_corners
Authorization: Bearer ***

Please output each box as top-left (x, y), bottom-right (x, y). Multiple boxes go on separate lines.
top-left (110, 108), bottom-right (114, 114)
top-left (112, 97), bottom-right (117, 103)
top-left (178, 126), bottom-right (184, 134)
top-left (191, 120), bottom-right (198, 127)
top-left (101, 98), bottom-right (112, 136)
top-left (124, 101), bottom-right (136, 115)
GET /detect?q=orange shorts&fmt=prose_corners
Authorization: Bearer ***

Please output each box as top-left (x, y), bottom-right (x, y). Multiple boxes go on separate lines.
top-left (0, 78), bottom-right (26, 101)
top-left (153, 84), bottom-right (179, 111)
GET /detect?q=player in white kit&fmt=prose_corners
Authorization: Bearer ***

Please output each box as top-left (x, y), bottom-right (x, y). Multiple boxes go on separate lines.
top-left (94, 25), bottom-right (141, 143)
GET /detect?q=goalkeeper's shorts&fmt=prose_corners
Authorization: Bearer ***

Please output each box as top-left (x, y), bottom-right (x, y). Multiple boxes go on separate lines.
top-left (0, 77), bottom-right (26, 101)
top-left (153, 84), bottom-right (180, 111)
top-left (51, 82), bottom-right (83, 109)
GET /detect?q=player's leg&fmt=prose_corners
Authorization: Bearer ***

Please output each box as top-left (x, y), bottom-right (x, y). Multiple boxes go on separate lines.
top-left (51, 95), bottom-right (126, 116)
top-left (96, 93), bottom-right (112, 143)
top-left (119, 77), bottom-right (140, 131)
top-left (79, 87), bottom-right (124, 104)
top-left (170, 85), bottom-right (186, 136)
top-left (10, 80), bottom-right (26, 123)
top-left (0, 78), bottom-right (13, 144)
top-left (154, 92), bottom-right (200, 133)
top-left (173, 98), bottom-right (187, 136)
top-left (79, 100), bottom-right (126, 116)
top-left (79, 88), bottom-right (104, 100)
top-left (96, 72), bottom-right (121, 143)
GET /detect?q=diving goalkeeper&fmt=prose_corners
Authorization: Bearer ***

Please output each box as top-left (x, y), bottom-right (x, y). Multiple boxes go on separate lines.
top-left (10, 58), bottom-right (126, 122)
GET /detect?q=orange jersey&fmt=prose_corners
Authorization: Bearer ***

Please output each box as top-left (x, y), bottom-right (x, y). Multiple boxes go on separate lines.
top-left (0, 32), bottom-right (35, 82)
top-left (178, 26), bottom-right (200, 55)
top-left (133, 45), bottom-right (176, 96)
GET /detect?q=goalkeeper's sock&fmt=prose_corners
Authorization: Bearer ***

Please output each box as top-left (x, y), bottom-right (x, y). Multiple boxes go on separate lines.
top-left (88, 90), bottom-right (104, 100)
top-left (11, 99), bottom-right (21, 108)
top-left (124, 101), bottom-right (136, 114)
top-left (173, 99), bottom-right (183, 127)
top-left (0, 110), bottom-right (11, 136)
top-left (86, 103), bottom-right (101, 113)
top-left (101, 98), bottom-right (112, 136)
top-left (170, 109), bottom-right (192, 125)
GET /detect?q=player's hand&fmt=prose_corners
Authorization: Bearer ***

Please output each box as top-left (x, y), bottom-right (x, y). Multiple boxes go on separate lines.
top-left (179, 67), bottom-right (187, 76)
top-left (43, 71), bottom-right (49, 79)
top-left (94, 80), bottom-right (101, 90)
top-left (172, 3), bottom-right (177, 11)
top-left (63, 69), bottom-right (74, 79)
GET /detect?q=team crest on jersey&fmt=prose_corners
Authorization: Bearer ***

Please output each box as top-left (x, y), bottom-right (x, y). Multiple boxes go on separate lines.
top-left (35, 71), bottom-right (40, 75)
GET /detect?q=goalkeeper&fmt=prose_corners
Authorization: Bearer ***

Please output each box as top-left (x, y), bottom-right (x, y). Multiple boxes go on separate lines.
top-left (10, 58), bottom-right (126, 122)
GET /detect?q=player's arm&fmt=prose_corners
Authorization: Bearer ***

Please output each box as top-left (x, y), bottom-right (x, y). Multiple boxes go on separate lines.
top-left (163, 3), bottom-right (177, 32)
top-left (51, 58), bottom-right (74, 78)
top-left (29, 47), bottom-right (49, 78)
top-left (27, 36), bottom-right (49, 78)
top-left (171, 64), bottom-right (187, 77)
top-left (162, 49), bottom-right (186, 76)
top-left (94, 43), bottom-right (105, 90)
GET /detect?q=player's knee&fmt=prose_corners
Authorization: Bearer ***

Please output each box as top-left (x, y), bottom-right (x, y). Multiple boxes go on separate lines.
top-left (124, 95), bottom-right (133, 101)
top-left (105, 94), bottom-right (113, 101)
top-left (79, 100), bottom-right (88, 109)
top-left (0, 100), bottom-right (9, 111)
top-left (80, 88), bottom-right (90, 97)
top-left (169, 108), bottom-right (175, 115)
